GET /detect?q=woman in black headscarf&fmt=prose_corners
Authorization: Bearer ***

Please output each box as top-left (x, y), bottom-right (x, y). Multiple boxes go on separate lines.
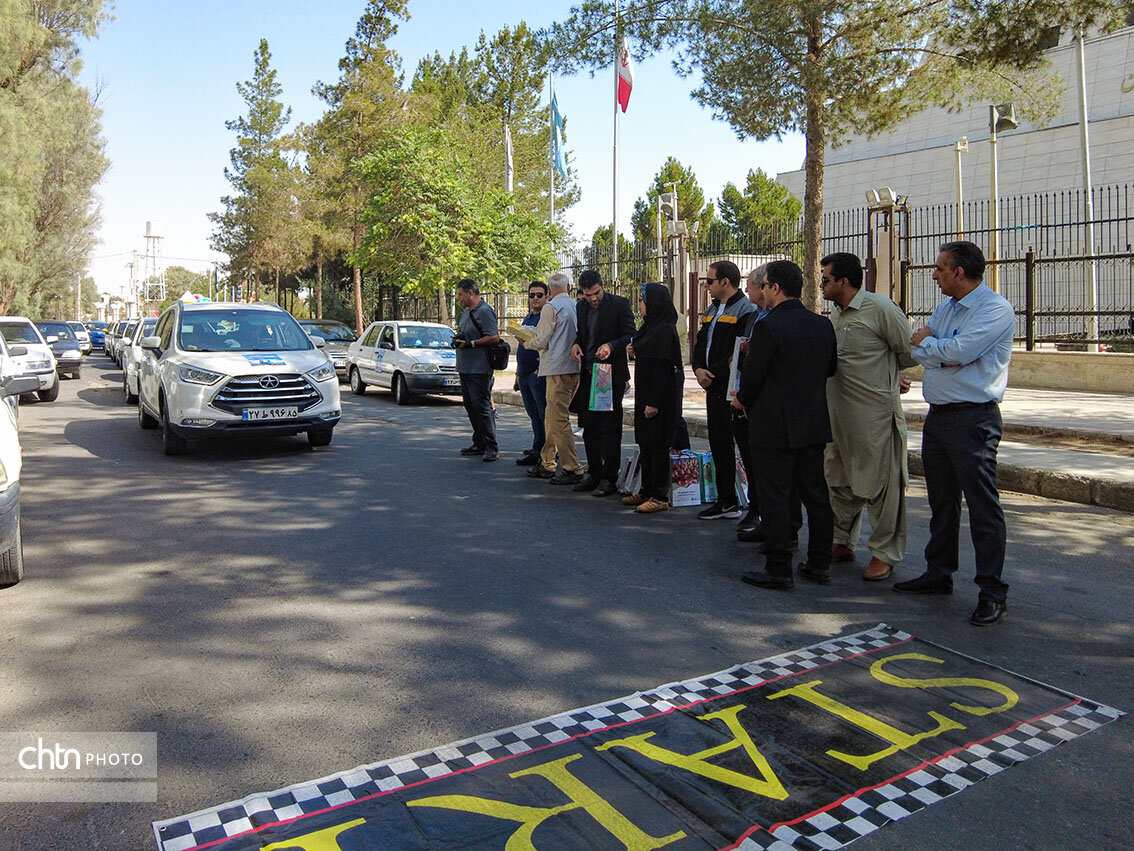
top-left (623, 282), bottom-right (683, 514)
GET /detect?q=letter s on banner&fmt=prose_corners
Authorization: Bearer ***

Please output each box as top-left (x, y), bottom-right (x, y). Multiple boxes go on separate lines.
top-left (869, 653), bottom-right (1019, 716)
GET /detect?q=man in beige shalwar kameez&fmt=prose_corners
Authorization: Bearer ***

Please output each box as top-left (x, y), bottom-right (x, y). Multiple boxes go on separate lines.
top-left (820, 253), bottom-right (916, 581)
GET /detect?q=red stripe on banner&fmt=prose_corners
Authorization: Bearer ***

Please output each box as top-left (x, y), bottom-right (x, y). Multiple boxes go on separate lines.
top-left (721, 697), bottom-right (1084, 850)
top-left (177, 637), bottom-right (915, 850)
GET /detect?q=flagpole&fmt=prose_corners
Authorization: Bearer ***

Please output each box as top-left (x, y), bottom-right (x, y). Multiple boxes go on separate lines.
top-left (549, 73), bottom-right (555, 226)
top-left (612, 1), bottom-right (619, 283)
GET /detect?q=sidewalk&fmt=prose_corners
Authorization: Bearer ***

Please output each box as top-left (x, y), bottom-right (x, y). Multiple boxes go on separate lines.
top-left (493, 367), bottom-right (1134, 513)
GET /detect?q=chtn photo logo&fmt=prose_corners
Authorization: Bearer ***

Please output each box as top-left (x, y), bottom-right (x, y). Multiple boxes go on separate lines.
top-left (17, 737), bottom-right (143, 771)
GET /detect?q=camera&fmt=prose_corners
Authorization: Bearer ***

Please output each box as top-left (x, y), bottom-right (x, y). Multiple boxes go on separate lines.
top-left (451, 336), bottom-right (462, 348)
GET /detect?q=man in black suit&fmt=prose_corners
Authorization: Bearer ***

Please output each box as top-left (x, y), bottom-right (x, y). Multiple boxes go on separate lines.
top-left (733, 260), bottom-right (838, 590)
top-left (570, 269), bottom-right (636, 497)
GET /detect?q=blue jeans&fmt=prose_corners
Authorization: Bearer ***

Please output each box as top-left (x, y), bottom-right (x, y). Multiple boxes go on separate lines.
top-left (517, 371), bottom-right (547, 455)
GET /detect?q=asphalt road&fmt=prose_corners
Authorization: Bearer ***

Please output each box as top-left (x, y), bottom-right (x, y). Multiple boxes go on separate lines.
top-left (0, 357), bottom-right (1130, 850)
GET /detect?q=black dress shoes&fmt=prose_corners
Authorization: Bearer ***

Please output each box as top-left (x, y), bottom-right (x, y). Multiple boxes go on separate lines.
top-left (526, 465), bottom-right (554, 479)
top-left (893, 573), bottom-right (953, 595)
top-left (591, 480), bottom-right (618, 497)
top-left (737, 526), bottom-right (763, 543)
top-left (797, 563), bottom-right (832, 585)
top-left (571, 475), bottom-right (601, 492)
top-left (515, 454), bottom-right (539, 466)
top-left (970, 599), bottom-right (1007, 626)
top-left (460, 445), bottom-right (485, 456)
top-left (741, 570), bottom-right (794, 590)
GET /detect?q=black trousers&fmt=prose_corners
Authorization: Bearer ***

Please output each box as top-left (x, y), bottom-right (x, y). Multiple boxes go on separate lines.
top-left (639, 443), bottom-right (669, 501)
top-left (459, 372), bottom-right (497, 450)
top-left (921, 403), bottom-right (1008, 603)
top-left (735, 409), bottom-right (802, 531)
top-left (578, 370), bottom-right (625, 483)
top-left (750, 443), bottom-right (833, 577)
top-left (706, 393), bottom-right (742, 506)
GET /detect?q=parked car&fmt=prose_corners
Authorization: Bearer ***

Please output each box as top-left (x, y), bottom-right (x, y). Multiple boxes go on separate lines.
top-left (103, 321), bottom-right (121, 360)
top-left (0, 317), bottom-right (59, 402)
top-left (114, 320), bottom-right (138, 368)
top-left (297, 319), bottom-right (357, 381)
top-left (0, 337), bottom-right (40, 587)
top-left (85, 321), bottom-right (107, 351)
top-left (136, 301), bottom-right (341, 454)
top-left (67, 321), bottom-right (92, 355)
top-left (35, 321), bottom-right (83, 379)
top-left (345, 320), bottom-right (461, 404)
top-left (121, 317), bottom-right (158, 403)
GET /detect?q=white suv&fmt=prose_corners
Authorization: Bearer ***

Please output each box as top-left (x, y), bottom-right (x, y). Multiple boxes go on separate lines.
top-left (0, 317), bottom-right (59, 402)
top-left (136, 302), bottom-right (341, 455)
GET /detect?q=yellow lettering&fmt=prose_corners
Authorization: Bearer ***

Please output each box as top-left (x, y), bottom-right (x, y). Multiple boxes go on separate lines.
top-left (767, 680), bottom-right (965, 770)
top-left (407, 754), bottom-right (684, 850)
top-left (870, 653), bottom-right (1019, 716)
top-left (596, 704), bottom-right (787, 801)
top-left (261, 818), bottom-right (366, 851)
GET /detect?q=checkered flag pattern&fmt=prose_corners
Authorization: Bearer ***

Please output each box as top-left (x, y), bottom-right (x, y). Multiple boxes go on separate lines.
top-left (153, 624), bottom-right (1123, 851)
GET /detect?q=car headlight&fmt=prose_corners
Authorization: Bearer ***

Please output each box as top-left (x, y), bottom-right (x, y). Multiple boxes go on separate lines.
top-left (27, 359), bottom-right (52, 370)
top-left (178, 364), bottom-right (224, 385)
top-left (306, 362), bottom-right (336, 382)
top-left (410, 362), bottom-right (439, 373)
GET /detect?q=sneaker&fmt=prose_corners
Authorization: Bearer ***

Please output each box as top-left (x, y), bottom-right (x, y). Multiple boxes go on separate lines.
top-left (636, 497), bottom-right (669, 514)
top-left (460, 445), bottom-right (485, 456)
top-left (482, 448), bottom-right (499, 462)
top-left (515, 455), bottom-right (540, 466)
top-left (549, 471), bottom-right (584, 486)
top-left (526, 465), bottom-right (554, 479)
top-left (698, 502), bottom-right (742, 520)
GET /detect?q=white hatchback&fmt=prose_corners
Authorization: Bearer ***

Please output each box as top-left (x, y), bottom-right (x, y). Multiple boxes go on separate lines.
top-left (136, 302), bottom-right (341, 454)
top-left (0, 334), bottom-right (41, 588)
top-left (345, 321), bottom-right (461, 405)
top-left (0, 317), bottom-right (59, 402)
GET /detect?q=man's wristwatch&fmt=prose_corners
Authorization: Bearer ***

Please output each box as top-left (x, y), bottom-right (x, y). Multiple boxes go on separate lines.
top-left (471, 340), bottom-right (475, 348)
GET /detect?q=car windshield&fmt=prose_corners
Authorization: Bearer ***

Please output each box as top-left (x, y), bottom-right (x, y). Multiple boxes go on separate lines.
top-left (179, 310), bottom-right (313, 352)
top-left (69, 322), bottom-right (89, 335)
top-left (302, 321), bottom-right (357, 343)
top-left (0, 322), bottom-right (41, 344)
top-left (37, 322), bottom-right (77, 341)
top-left (121, 322), bottom-right (138, 339)
top-left (133, 319), bottom-right (157, 341)
top-left (398, 326), bottom-right (454, 349)
top-left (86, 322), bottom-right (107, 331)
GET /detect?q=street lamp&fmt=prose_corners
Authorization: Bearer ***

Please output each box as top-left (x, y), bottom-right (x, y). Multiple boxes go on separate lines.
top-left (988, 103), bottom-right (1018, 292)
top-left (954, 137), bottom-right (969, 238)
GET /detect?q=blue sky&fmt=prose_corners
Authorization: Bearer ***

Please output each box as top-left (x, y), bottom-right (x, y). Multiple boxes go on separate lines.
top-left (79, 0), bottom-right (804, 297)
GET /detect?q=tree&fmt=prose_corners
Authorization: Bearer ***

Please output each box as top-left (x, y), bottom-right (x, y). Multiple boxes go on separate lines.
top-left (630, 157), bottom-right (713, 243)
top-left (716, 168), bottom-right (801, 251)
top-left (548, 0), bottom-right (1098, 309)
top-left (209, 39), bottom-right (298, 304)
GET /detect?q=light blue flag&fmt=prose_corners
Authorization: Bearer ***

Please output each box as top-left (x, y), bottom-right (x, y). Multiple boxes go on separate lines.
top-left (551, 93), bottom-right (567, 178)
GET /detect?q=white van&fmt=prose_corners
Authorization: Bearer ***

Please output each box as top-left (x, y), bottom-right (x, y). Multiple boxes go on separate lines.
top-left (345, 321), bottom-right (461, 404)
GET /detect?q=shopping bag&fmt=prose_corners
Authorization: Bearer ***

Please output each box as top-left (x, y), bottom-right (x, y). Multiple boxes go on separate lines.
top-left (698, 451), bottom-right (717, 504)
top-left (669, 450), bottom-right (702, 507)
top-left (589, 362), bottom-right (614, 411)
top-left (727, 337), bottom-right (743, 401)
top-left (735, 457), bottom-right (750, 508)
top-left (616, 448), bottom-right (642, 495)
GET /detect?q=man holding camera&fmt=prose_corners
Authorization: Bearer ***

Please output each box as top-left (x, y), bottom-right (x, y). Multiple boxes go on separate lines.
top-left (454, 278), bottom-right (501, 462)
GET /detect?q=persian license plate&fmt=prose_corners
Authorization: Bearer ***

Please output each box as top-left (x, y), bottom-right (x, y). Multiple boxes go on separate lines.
top-left (443, 377), bottom-right (461, 387)
top-left (242, 407), bottom-right (298, 421)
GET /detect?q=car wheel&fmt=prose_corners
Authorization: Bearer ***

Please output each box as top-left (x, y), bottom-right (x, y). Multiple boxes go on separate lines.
top-left (0, 518), bottom-right (23, 588)
top-left (73, 368), bottom-right (81, 380)
top-left (307, 427), bottom-right (333, 448)
top-left (393, 372), bottom-right (410, 405)
top-left (349, 367), bottom-right (367, 395)
top-left (138, 399), bottom-right (158, 429)
top-left (124, 374), bottom-right (137, 404)
top-left (161, 400), bottom-right (188, 455)
top-left (37, 382), bottom-right (59, 402)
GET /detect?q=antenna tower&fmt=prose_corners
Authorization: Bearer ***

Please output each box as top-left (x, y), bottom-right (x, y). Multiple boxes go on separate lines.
top-left (141, 221), bottom-right (167, 305)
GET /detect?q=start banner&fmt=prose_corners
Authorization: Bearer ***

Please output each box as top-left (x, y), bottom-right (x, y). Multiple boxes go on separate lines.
top-left (153, 624), bottom-right (1123, 850)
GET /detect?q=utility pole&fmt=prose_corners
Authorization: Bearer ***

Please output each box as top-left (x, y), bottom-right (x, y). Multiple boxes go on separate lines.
top-left (75, 272), bottom-right (81, 321)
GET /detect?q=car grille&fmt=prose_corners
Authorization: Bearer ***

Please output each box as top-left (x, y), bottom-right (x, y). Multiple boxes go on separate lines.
top-left (211, 373), bottom-right (321, 414)
top-left (438, 363), bottom-right (457, 374)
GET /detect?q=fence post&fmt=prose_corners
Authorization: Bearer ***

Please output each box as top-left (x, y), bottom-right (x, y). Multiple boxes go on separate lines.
top-left (898, 259), bottom-right (909, 314)
top-left (1024, 249), bottom-right (1035, 351)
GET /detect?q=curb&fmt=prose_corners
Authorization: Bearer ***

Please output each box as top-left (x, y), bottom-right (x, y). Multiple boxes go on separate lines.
top-left (492, 388), bottom-right (1133, 513)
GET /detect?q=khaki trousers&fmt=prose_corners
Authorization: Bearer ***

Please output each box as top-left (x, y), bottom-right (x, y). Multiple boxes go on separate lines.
top-left (540, 373), bottom-right (583, 474)
top-left (827, 439), bottom-right (908, 567)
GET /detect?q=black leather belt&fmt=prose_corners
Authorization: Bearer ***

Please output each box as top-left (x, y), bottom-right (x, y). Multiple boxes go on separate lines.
top-left (929, 401), bottom-right (997, 412)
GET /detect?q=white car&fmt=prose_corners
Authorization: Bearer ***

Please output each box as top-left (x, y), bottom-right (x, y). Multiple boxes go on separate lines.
top-left (121, 316), bottom-right (158, 403)
top-left (0, 317), bottom-right (59, 402)
top-left (345, 320), bottom-right (461, 405)
top-left (136, 301), bottom-right (341, 454)
top-left (0, 334), bottom-right (41, 588)
top-left (68, 321), bottom-right (92, 355)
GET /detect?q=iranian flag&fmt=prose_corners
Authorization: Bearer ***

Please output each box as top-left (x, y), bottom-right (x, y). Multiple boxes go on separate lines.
top-left (617, 37), bottom-right (634, 113)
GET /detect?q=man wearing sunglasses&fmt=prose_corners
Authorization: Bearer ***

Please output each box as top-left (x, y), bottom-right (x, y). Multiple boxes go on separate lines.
top-left (514, 281), bottom-right (549, 465)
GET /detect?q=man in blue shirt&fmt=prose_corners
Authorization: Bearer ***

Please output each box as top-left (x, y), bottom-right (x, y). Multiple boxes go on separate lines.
top-left (899, 241), bottom-right (1015, 626)
top-left (513, 281), bottom-right (548, 465)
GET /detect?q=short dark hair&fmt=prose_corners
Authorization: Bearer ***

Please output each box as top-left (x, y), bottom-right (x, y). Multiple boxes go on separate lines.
top-left (940, 241), bottom-right (986, 281)
top-left (765, 260), bottom-right (803, 298)
top-left (709, 260), bottom-right (741, 288)
top-left (820, 252), bottom-right (863, 289)
top-left (528, 280), bottom-right (548, 295)
top-left (579, 269), bottom-right (603, 290)
top-left (457, 278), bottom-right (479, 294)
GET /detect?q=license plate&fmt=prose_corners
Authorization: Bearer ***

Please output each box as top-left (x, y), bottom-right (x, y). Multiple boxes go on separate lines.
top-left (242, 407), bottom-right (298, 421)
top-left (443, 377), bottom-right (460, 387)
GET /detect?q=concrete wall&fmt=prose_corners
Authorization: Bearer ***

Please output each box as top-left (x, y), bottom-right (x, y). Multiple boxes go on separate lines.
top-left (902, 350), bottom-right (1134, 392)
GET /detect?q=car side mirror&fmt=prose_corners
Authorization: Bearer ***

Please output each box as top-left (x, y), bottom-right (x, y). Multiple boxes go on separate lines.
top-left (7, 345), bottom-right (27, 357)
top-left (45, 335), bottom-right (59, 344)
top-left (2, 376), bottom-right (40, 398)
top-left (380, 341), bottom-right (394, 350)
top-left (311, 336), bottom-right (326, 348)
top-left (140, 335), bottom-right (162, 350)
